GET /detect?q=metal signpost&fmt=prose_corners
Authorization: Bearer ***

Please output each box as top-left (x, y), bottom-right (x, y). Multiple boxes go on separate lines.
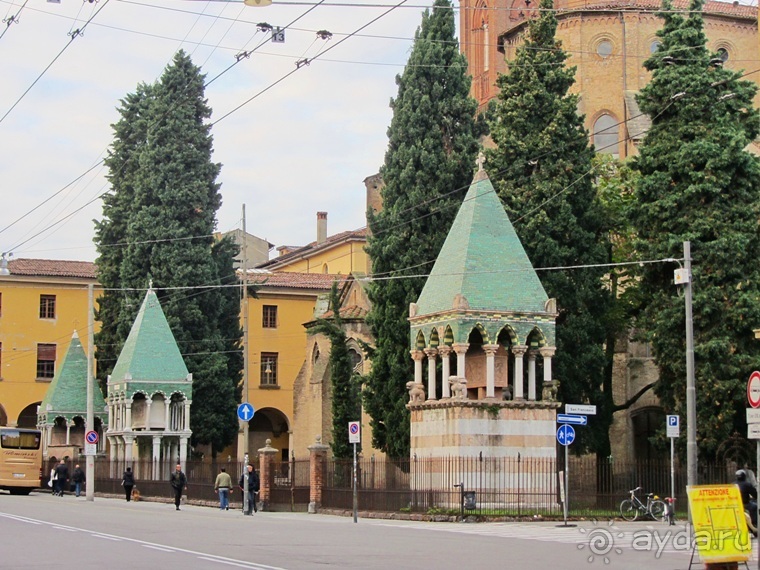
top-left (237, 403), bottom-right (255, 514)
top-left (556, 423), bottom-right (576, 527)
top-left (348, 421), bottom-right (361, 523)
top-left (746, 371), bottom-right (760, 569)
top-left (666, 415), bottom-right (679, 513)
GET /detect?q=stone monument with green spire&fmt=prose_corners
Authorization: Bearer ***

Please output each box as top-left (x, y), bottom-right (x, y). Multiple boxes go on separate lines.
top-left (407, 154), bottom-right (560, 503)
top-left (106, 287), bottom-right (192, 477)
top-left (37, 331), bottom-right (108, 459)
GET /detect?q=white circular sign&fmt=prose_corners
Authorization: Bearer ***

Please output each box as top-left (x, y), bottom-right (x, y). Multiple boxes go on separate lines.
top-left (748, 371), bottom-right (760, 409)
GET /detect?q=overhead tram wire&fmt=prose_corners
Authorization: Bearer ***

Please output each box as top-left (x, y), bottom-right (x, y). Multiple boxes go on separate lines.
top-left (1, 0), bottom-right (332, 246)
top-left (0, 0), bottom-right (27, 41)
top-left (0, 0), bottom-right (111, 127)
top-left (213, 0), bottom-right (411, 124)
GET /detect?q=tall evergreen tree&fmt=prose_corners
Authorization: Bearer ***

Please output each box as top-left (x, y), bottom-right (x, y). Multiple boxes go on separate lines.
top-left (94, 51), bottom-right (240, 456)
top-left (631, 0), bottom-right (760, 458)
top-left (485, 0), bottom-right (612, 454)
top-left (94, 82), bottom-right (154, 391)
top-left (364, 0), bottom-right (480, 458)
top-left (313, 283), bottom-right (362, 459)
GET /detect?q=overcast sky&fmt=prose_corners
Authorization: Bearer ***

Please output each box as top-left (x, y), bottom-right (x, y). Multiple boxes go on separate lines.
top-left (0, 0), bottom-right (432, 263)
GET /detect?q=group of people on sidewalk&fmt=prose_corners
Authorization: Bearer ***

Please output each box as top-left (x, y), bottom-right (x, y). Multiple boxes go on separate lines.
top-left (214, 464), bottom-right (260, 514)
top-left (48, 459), bottom-right (260, 514)
top-left (49, 459), bottom-right (86, 497)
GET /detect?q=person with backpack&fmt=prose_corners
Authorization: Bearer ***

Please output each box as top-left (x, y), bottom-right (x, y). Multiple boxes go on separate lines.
top-left (122, 466), bottom-right (135, 502)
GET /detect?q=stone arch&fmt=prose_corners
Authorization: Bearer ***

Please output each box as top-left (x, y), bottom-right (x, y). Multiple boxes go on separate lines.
top-left (69, 416), bottom-right (86, 448)
top-left (467, 323), bottom-right (490, 345)
top-left (496, 325), bottom-right (518, 347)
top-left (346, 338), bottom-right (364, 373)
top-left (429, 328), bottom-right (440, 349)
top-left (247, 407), bottom-right (291, 461)
top-left (51, 416), bottom-right (68, 445)
top-left (414, 330), bottom-right (426, 351)
top-left (526, 327), bottom-right (547, 349)
top-left (168, 392), bottom-right (187, 431)
top-left (443, 325), bottom-right (454, 346)
top-left (592, 111), bottom-right (620, 156)
top-left (0, 403), bottom-right (7, 426)
top-left (17, 402), bottom-right (40, 428)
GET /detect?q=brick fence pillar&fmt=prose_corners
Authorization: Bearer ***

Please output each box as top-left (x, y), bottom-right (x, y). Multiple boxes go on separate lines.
top-left (257, 439), bottom-right (278, 512)
top-left (308, 436), bottom-right (329, 514)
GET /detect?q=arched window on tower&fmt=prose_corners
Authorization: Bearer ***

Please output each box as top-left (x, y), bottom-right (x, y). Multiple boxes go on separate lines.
top-left (593, 114), bottom-right (619, 158)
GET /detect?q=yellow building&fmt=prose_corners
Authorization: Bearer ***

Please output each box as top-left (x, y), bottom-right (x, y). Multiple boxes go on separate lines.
top-left (459, 0), bottom-right (759, 158)
top-left (0, 259), bottom-right (98, 428)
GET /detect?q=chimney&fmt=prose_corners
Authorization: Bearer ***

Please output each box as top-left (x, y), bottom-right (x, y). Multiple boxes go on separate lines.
top-left (316, 212), bottom-right (327, 244)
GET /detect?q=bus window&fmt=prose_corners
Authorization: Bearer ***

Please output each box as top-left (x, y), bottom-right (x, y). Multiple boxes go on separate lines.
top-left (1, 430), bottom-right (41, 450)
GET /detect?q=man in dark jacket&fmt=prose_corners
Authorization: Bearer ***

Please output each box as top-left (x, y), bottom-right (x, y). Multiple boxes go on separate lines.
top-left (737, 470), bottom-right (758, 527)
top-left (170, 463), bottom-right (187, 511)
top-left (239, 464), bottom-right (260, 515)
top-left (54, 459), bottom-right (69, 497)
top-left (71, 464), bottom-right (85, 498)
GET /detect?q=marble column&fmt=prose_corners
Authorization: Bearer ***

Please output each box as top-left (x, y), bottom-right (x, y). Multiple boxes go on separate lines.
top-left (152, 436), bottom-right (161, 480)
top-left (527, 350), bottom-right (537, 401)
top-left (164, 399), bottom-right (171, 430)
top-left (179, 437), bottom-right (188, 471)
top-left (65, 421), bottom-right (71, 445)
top-left (123, 434), bottom-right (134, 464)
top-left (125, 402), bottom-right (132, 432)
top-left (424, 348), bottom-right (438, 400)
top-left (411, 350), bottom-right (424, 385)
top-left (452, 343), bottom-right (469, 377)
top-left (483, 344), bottom-right (499, 399)
top-left (540, 346), bottom-right (556, 386)
top-left (439, 346), bottom-right (452, 398)
top-left (184, 400), bottom-right (192, 431)
top-left (107, 400), bottom-right (113, 431)
top-left (512, 345), bottom-right (528, 400)
top-left (146, 399), bottom-right (152, 429)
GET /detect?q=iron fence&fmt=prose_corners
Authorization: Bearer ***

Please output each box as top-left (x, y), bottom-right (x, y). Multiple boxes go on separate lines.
top-left (321, 455), bottom-right (753, 516)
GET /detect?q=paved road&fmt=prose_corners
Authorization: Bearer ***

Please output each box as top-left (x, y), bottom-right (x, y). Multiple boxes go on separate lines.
top-left (0, 491), bottom-right (741, 569)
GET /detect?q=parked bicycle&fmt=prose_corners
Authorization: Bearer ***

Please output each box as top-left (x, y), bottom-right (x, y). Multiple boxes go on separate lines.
top-left (620, 486), bottom-right (666, 521)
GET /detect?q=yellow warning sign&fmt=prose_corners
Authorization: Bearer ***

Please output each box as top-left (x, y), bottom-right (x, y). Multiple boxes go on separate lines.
top-left (687, 484), bottom-right (752, 564)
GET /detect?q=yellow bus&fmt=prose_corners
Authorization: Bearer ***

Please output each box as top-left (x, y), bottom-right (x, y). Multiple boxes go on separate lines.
top-left (0, 428), bottom-right (42, 495)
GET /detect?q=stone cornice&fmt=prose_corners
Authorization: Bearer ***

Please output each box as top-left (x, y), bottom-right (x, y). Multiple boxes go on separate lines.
top-left (407, 399), bottom-right (561, 411)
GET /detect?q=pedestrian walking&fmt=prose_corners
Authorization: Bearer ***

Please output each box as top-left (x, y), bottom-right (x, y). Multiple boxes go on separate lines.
top-left (239, 463), bottom-right (260, 515)
top-left (122, 467), bottom-right (135, 502)
top-left (214, 467), bottom-right (233, 511)
top-left (169, 463), bottom-right (187, 511)
top-left (54, 459), bottom-right (69, 497)
top-left (72, 464), bottom-right (85, 498)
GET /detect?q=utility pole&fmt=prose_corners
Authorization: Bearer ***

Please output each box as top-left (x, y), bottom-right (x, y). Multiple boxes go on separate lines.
top-left (86, 284), bottom-right (95, 501)
top-left (683, 241), bottom-right (697, 488)
top-left (241, 204), bottom-right (250, 514)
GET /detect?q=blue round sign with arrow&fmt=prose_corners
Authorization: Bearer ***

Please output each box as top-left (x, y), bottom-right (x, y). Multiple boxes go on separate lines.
top-left (237, 403), bottom-right (255, 422)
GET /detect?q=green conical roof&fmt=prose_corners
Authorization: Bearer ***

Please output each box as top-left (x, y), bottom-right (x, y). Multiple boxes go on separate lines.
top-left (415, 169), bottom-right (548, 316)
top-left (110, 289), bottom-right (189, 383)
top-left (40, 332), bottom-right (106, 416)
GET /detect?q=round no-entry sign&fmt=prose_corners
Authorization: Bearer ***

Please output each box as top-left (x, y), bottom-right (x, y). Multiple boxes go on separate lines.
top-left (748, 371), bottom-right (760, 409)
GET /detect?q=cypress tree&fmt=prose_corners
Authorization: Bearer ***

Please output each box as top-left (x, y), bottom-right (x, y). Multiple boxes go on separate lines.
top-left (485, 0), bottom-right (612, 454)
top-left (95, 51), bottom-right (240, 456)
top-left (631, 0), bottom-right (760, 458)
top-left (313, 282), bottom-right (362, 459)
top-left (364, 0), bottom-right (480, 458)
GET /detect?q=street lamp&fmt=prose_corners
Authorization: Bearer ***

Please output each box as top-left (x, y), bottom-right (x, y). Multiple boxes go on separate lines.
top-left (244, 0), bottom-right (273, 6)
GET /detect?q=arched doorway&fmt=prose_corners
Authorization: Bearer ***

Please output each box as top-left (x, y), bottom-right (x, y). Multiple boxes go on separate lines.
top-left (0, 404), bottom-right (7, 426)
top-left (17, 402), bottom-right (41, 428)
top-left (247, 408), bottom-right (290, 462)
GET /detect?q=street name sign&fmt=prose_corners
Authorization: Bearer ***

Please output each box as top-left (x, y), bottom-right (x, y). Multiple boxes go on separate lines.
top-left (749, 424), bottom-right (760, 440)
top-left (565, 404), bottom-right (597, 416)
top-left (747, 409), bottom-right (760, 424)
top-left (557, 414), bottom-right (588, 426)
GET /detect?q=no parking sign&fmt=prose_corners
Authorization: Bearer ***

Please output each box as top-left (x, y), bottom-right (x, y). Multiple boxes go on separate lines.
top-left (348, 421), bottom-right (361, 444)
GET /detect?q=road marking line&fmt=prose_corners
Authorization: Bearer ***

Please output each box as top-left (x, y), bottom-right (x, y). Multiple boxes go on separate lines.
top-left (0, 511), bottom-right (287, 570)
top-left (198, 556), bottom-right (270, 568)
top-left (142, 545), bottom-right (175, 553)
top-left (53, 526), bottom-right (77, 532)
top-left (92, 534), bottom-right (121, 541)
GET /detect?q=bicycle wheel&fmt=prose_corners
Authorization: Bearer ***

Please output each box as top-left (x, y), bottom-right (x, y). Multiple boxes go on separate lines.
top-left (650, 500), bottom-right (666, 521)
top-left (620, 499), bottom-right (638, 521)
